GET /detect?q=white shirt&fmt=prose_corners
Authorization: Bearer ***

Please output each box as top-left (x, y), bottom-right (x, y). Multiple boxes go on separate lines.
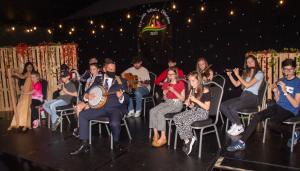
top-left (122, 66), bottom-right (151, 91)
top-left (103, 75), bottom-right (124, 103)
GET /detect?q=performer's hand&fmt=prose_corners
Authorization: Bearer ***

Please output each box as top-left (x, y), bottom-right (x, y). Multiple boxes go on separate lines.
top-left (159, 82), bottom-right (164, 86)
top-left (233, 68), bottom-right (240, 77)
top-left (272, 83), bottom-right (278, 93)
top-left (168, 86), bottom-right (175, 93)
top-left (116, 90), bottom-right (124, 99)
top-left (226, 71), bottom-right (232, 77)
top-left (86, 93), bottom-right (96, 100)
top-left (278, 81), bottom-right (287, 93)
top-left (189, 95), bottom-right (197, 103)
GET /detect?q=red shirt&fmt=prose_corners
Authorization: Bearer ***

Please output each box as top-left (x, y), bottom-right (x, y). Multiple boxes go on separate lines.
top-left (155, 68), bottom-right (184, 85)
top-left (162, 81), bottom-right (185, 99)
top-left (32, 81), bottom-right (43, 101)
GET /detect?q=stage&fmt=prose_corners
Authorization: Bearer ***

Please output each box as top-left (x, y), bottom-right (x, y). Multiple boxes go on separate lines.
top-left (0, 113), bottom-right (299, 171)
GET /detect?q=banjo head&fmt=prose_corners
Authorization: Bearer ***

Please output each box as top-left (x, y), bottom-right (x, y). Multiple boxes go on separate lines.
top-left (88, 86), bottom-right (107, 108)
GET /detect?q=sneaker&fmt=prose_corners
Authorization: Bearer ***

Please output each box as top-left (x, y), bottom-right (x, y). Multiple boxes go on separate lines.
top-left (51, 118), bottom-right (61, 131)
top-left (287, 131), bottom-right (299, 148)
top-left (227, 124), bottom-right (237, 135)
top-left (227, 140), bottom-right (246, 152)
top-left (134, 111), bottom-right (141, 118)
top-left (183, 136), bottom-right (196, 155)
top-left (32, 120), bottom-right (39, 129)
top-left (229, 125), bottom-right (244, 136)
top-left (127, 110), bottom-right (135, 118)
top-left (73, 127), bottom-right (80, 138)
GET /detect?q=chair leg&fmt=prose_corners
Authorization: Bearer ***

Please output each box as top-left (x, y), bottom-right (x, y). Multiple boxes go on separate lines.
top-left (225, 118), bottom-right (229, 131)
top-left (167, 120), bottom-right (172, 146)
top-left (152, 97), bottom-right (155, 106)
top-left (143, 100), bottom-right (146, 119)
top-left (193, 129), bottom-right (198, 141)
top-left (123, 118), bottom-right (132, 140)
top-left (105, 124), bottom-right (110, 136)
top-left (198, 129), bottom-right (204, 158)
top-left (149, 128), bottom-right (152, 139)
top-left (60, 112), bottom-right (63, 133)
top-left (110, 132), bottom-right (113, 150)
top-left (214, 125), bottom-right (221, 148)
top-left (219, 112), bottom-right (224, 124)
top-left (89, 121), bottom-right (92, 145)
top-left (247, 114), bottom-right (251, 126)
top-left (66, 115), bottom-right (71, 124)
top-left (241, 117), bottom-right (246, 127)
top-left (48, 113), bottom-right (50, 129)
top-left (291, 124), bottom-right (296, 152)
top-left (263, 118), bottom-right (269, 143)
top-left (38, 109), bottom-right (41, 127)
top-left (99, 123), bottom-right (102, 135)
top-left (174, 128), bottom-right (178, 150)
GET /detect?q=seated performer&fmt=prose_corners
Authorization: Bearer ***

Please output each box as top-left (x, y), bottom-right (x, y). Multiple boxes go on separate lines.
top-left (154, 57), bottom-right (184, 86)
top-left (196, 57), bottom-right (214, 82)
top-left (73, 63), bottom-right (103, 137)
top-left (221, 55), bottom-right (264, 136)
top-left (70, 59), bottom-right (129, 155)
top-left (173, 71), bottom-right (211, 155)
top-left (150, 67), bottom-right (185, 147)
top-left (80, 57), bottom-right (99, 82)
top-left (43, 70), bottom-right (78, 131)
top-left (30, 71), bottom-right (43, 129)
top-left (227, 59), bottom-right (300, 152)
top-left (122, 56), bottom-right (150, 117)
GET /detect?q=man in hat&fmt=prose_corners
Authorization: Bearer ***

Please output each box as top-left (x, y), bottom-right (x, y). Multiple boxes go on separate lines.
top-left (43, 70), bottom-right (78, 131)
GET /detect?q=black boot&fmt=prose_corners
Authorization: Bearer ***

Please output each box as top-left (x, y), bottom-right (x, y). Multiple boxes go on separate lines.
top-left (70, 140), bottom-right (90, 155)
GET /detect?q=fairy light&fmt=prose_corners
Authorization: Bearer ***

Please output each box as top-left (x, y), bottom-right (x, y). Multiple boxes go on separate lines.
top-left (11, 26), bottom-right (15, 31)
top-left (89, 20), bottom-right (94, 25)
top-left (100, 24), bottom-right (105, 29)
top-left (279, 0), bottom-right (284, 5)
top-left (68, 31), bottom-right (72, 35)
top-left (47, 29), bottom-right (52, 34)
top-left (187, 17), bottom-right (192, 23)
top-left (172, 3), bottom-right (176, 10)
top-left (155, 15), bottom-right (159, 19)
top-left (119, 27), bottom-right (123, 32)
top-left (91, 30), bottom-right (96, 34)
top-left (33, 26), bottom-right (37, 30)
top-left (25, 29), bottom-right (30, 33)
top-left (29, 29), bottom-right (33, 32)
top-left (200, 5), bottom-right (205, 12)
top-left (126, 13), bottom-right (131, 19)
top-left (229, 10), bottom-right (235, 16)
top-left (59, 24), bottom-right (63, 29)
top-left (71, 27), bottom-right (75, 32)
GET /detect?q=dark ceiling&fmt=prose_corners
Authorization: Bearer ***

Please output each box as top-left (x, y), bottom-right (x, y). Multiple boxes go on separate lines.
top-left (0, 0), bottom-right (168, 25)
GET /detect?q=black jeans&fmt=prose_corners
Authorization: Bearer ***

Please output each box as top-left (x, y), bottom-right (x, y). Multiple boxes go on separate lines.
top-left (31, 99), bottom-right (42, 121)
top-left (241, 104), bottom-right (295, 142)
top-left (221, 91), bottom-right (258, 125)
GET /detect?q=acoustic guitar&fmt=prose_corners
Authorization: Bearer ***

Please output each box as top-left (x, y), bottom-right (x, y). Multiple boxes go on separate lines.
top-left (123, 73), bottom-right (151, 91)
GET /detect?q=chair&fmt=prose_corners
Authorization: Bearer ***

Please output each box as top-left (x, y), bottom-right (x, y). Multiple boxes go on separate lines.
top-left (142, 72), bottom-right (157, 118)
top-left (263, 114), bottom-right (300, 152)
top-left (89, 115), bottom-right (132, 150)
top-left (174, 81), bottom-right (224, 158)
top-left (212, 74), bottom-right (226, 124)
top-left (225, 80), bottom-right (267, 130)
top-left (38, 79), bottom-right (48, 127)
top-left (149, 79), bottom-right (190, 146)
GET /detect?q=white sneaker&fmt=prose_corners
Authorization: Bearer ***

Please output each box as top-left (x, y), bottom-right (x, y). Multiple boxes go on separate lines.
top-left (227, 124), bottom-right (237, 135)
top-left (229, 125), bottom-right (244, 136)
top-left (134, 111), bottom-right (141, 117)
top-left (127, 110), bottom-right (135, 117)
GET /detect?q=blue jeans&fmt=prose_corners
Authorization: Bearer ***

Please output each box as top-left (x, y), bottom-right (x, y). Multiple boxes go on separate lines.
top-left (43, 99), bottom-right (68, 124)
top-left (128, 87), bottom-right (149, 112)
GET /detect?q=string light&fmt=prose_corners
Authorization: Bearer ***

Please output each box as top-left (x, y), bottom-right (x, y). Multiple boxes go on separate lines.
top-left (200, 5), bottom-right (205, 12)
top-left (126, 13), bottom-right (131, 19)
top-left (71, 27), bottom-right (75, 32)
top-left (100, 24), bottom-right (105, 29)
top-left (187, 17), bottom-right (192, 23)
top-left (33, 26), bottom-right (37, 30)
top-left (155, 15), bottom-right (159, 19)
top-left (25, 29), bottom-right (30, 33)
top-left (89, 20), bottom-right (94, 25)
top-left (29, 29), bottom-right (33, 32)
top-left (68, 31), bottom-right (72, 35)
top-left (47, 29), bottom-right (52, 34)
top-left (59, 24), bottom-right (63, 29)
top-left (279, 0), bottom-right (284, 5)
top-left (171, 3), bottom-right (176, 10)
top-left (119, 28), bottom-right (123, 32)
top-left (229, 10), bottom-right (235, 16)
top-left (11, 26), bottom-right (15, 31)
top-left (91, 30), bottom-right (96, 34)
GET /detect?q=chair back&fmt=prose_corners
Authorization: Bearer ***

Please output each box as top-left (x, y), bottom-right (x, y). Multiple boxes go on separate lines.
top-left (40, 79), bottom-right (48, 101)
top-left (257, 80), bottom-right (267, 110)
top-left (203, 81), bottom-right (224, 124)
top-left (149, 72), bottom-right (157, 97)
top-left (212, 74), bottom-right (226, 88)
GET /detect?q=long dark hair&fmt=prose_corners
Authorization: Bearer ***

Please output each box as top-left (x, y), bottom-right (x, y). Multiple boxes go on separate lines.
top-left (242, 55), bottom-right (261, 80)
top-left (22, 62), bottom-right (35, 74)
top-left (188, 71), bottom-right (203, 99)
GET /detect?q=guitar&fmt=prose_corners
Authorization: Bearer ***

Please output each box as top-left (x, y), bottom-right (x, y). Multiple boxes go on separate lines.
top-left (123, 73), bottom-right (151, 91)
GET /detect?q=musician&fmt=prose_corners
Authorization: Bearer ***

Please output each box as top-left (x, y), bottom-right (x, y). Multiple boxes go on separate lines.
top-left (150, 67), bottom-right (185, 147)
top-left (122, 56), bottom-right (150, 117)
top-left (221, 55), bottom-right (264, 136)
top-left (80, 57), bottom-right (99, 82)
top-left (196, 57), bottom-right (214, 81)
top-left (227, 59), bottom-right (300, 152)
top-left (173, 71), bottom-right (211, 155)
top-left (70, 60), bottom-right (129, 155)
top-left (73, 63), bottom-right (103, 138)
top-left (43, 70), bottom-right (78, 131)
top-left (154, 57), bottom-right (184, 86)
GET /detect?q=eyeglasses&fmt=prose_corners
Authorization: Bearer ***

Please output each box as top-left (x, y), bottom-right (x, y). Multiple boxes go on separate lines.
top-left (168, 74), bottom-right (176, 76)
top-left (283, 67), bottom-right (295, 71)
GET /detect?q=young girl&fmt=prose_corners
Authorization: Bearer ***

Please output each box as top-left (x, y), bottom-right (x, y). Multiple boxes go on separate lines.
top-left (73, 63), bottom-right (102, 137)
top-left (149, 67), bottom-right (185, 147)
top-left (196, 57), bottom-right (214, 82)
top-left (221, 55), bottom-right (264, 136)
top-left (30, 72), bottom-right (43, 129)
top-left (173, 71), bottom-right (211, 155)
